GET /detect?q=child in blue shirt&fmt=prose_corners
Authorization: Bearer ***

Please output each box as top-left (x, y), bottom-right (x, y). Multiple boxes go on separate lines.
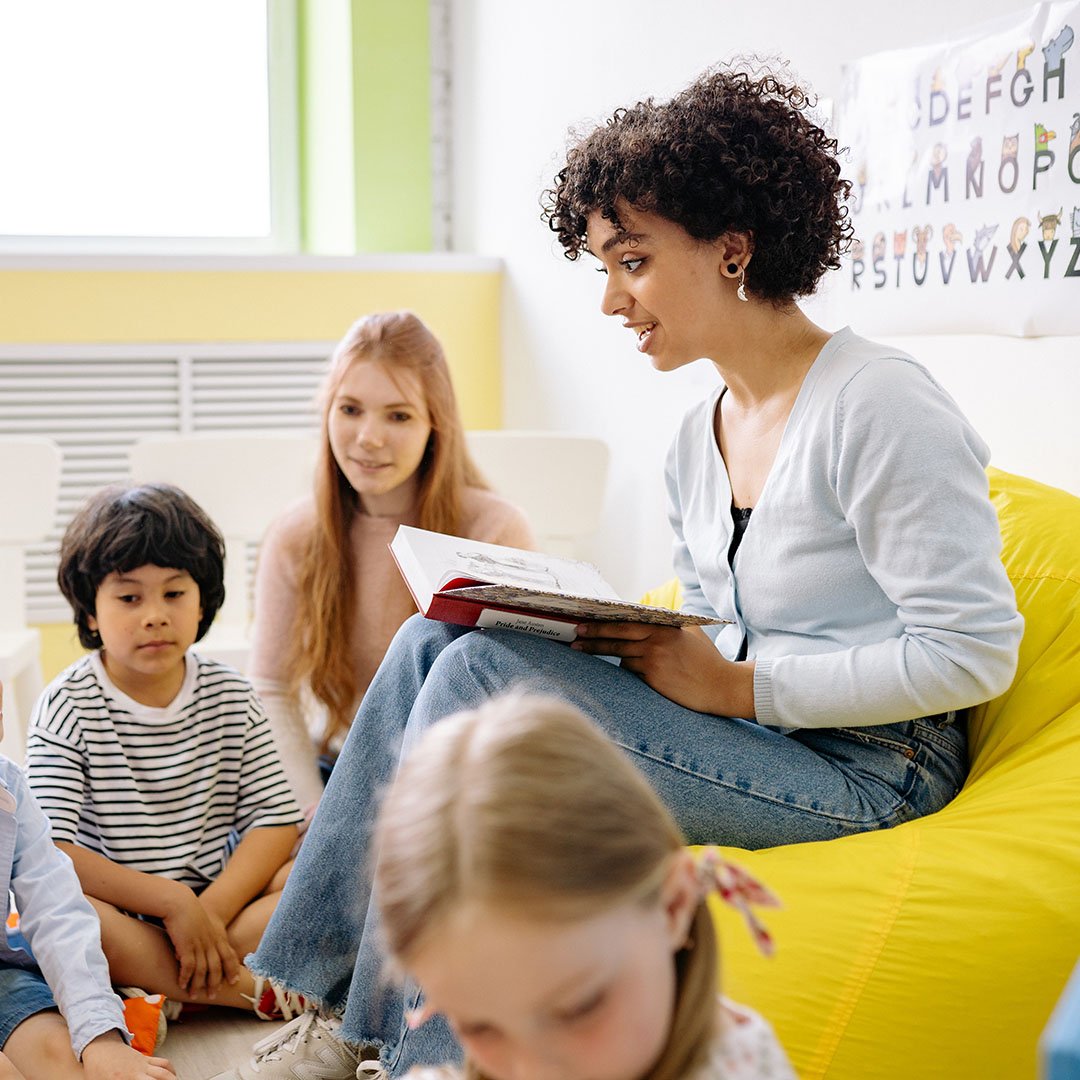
top-left (0, 682), bottom-right (175, 1079)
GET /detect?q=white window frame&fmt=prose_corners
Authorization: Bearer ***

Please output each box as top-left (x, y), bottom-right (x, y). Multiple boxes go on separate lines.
top-left (0, 0), bottom-right (299, 256)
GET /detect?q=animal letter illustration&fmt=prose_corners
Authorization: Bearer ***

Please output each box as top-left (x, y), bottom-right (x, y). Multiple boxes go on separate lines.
top-left (1036, 122), bottom-right (1057, 147)
top-left (1040, 208), bottom-right (1064, 241)
top-left (1009, 217), bottom-right (1031, 255)
top-left (973, 224), bottom-right (998, 252)
top-left (1043, 24), bottom-right (1075, 69)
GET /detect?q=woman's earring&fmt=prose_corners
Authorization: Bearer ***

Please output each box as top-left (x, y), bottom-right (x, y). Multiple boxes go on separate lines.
top-left (737, 267), bottom-right (749, 303)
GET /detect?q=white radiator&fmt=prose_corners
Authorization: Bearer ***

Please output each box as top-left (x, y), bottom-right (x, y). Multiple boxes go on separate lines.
top-left (0, 342), bottom-right (330, 621)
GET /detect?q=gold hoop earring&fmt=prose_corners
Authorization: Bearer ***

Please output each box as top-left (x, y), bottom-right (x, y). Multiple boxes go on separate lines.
top-left (737, 268), bottom-right (749, 303)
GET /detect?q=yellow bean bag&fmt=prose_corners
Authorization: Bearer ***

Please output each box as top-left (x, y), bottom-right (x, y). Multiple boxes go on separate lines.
top-left (652, 468), bottom-right (1080, 1079)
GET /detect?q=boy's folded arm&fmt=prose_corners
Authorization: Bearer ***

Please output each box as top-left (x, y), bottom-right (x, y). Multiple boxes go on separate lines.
top-left (198, 823), bottom-right (298, 926)
top-left (57, 840), bottom-right (191, 919)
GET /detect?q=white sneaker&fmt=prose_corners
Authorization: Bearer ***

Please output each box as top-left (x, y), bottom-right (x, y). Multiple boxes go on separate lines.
top-left (210, 1011), bottom-right (360, 1079)
top-left (355, 1063), bottom-right (388, 1079)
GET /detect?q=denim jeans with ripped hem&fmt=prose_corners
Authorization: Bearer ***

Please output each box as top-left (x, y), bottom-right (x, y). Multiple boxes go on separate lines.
top-left (247, 614), bottom-right (967, 1076)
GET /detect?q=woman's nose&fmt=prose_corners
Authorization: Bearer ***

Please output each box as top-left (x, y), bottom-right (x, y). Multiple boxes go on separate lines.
top-left (600, 272), bottom-right (629, 317)
top-left (356, 418), bottom-right (383, 447)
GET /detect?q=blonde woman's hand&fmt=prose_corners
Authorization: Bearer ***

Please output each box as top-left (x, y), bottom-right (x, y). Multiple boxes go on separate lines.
top-left (572, 623), bottom-right (756, 718)
top-left (82, 1031), bottom-right (176, 1079)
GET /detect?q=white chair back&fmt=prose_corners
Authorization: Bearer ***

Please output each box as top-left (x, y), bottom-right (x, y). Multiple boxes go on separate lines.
top-left (128, 433), bottom-right (318, 668)
top-left (465, 431), bottom-right (610, 558)
top-left (0, 437), bottom-right (62, 760)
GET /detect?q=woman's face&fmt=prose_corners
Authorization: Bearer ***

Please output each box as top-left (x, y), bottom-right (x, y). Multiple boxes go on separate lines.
top-left (407, 857), bottom-right (699, 1080)
top-left (586, 205), bottom-right (738, 372)
top-left (327, 358), bottom-right (433, 516)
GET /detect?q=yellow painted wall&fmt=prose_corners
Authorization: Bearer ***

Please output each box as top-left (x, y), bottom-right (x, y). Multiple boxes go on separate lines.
top-left (0, 266), bottom-right (502, 427)
top-left (36, 624), bottom-right (87, 681)
top-left (5, 261), bottom-right (504, 679)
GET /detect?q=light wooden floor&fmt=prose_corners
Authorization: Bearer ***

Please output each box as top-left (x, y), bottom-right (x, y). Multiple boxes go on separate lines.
top-left (160, 1011), bottom-right (271, 1080)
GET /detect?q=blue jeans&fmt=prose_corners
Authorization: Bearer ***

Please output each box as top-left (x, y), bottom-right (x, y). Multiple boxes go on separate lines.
top-left (249, 616), bottom-right (966, 1075)
top-left (0, 965), bottom-right (57, 1050)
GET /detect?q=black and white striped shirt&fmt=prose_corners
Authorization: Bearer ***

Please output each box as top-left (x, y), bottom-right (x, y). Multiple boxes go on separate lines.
top-left (26, 652), bottom-right (303, 890)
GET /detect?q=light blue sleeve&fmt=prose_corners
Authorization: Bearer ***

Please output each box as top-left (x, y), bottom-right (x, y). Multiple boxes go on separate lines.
top-left (7, 762), bottom-right (129, 1058)
top-left (754, 360), bottom-right (1023, 728)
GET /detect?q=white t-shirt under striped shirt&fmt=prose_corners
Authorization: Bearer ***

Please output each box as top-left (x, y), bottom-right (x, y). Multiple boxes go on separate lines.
top-left (26, 651), bottom-right (303, 890)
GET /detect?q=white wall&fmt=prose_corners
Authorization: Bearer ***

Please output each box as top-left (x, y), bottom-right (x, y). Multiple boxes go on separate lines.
top-left (452, 0), bottom-right (1076, 596)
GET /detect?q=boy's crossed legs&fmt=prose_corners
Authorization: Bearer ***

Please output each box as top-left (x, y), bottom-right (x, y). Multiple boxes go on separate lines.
top-left (89, 859), bottom-right (297, 1014)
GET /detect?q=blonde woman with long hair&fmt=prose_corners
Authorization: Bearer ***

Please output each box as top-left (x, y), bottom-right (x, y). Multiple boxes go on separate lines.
top-left (371, 692), bottom-right (794, 1080)
top-left (250, 312), bottom-right (533, 806)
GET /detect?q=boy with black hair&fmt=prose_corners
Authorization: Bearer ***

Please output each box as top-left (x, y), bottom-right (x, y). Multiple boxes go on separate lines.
top-left (26, 484), bottom-right (305, 1022)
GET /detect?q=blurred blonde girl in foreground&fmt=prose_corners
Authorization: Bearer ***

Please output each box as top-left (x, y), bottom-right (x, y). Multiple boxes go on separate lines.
top-left (370, 692), bottom-right (795, 1080)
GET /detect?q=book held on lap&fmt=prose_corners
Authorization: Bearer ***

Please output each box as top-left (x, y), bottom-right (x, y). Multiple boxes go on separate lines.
top-left (389, 525), bottom-right (723, 642)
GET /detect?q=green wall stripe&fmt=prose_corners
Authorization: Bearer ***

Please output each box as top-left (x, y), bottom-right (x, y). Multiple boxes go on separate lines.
top-left (351, 0), bottom-right (432, 252)
top-left (296, 0), bottom-right (310, 250)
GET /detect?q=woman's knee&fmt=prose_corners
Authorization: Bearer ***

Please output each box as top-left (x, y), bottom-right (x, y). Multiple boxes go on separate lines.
top-left (393, 613), bottom-right (463, 652)
top-left (421, 629), bottom-right (569, 709)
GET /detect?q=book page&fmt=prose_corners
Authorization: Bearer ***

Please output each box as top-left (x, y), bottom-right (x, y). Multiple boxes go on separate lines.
top-left (444, 584), bottom-right (723, 627)
top-left (397, 526), bottom-right (621, 600)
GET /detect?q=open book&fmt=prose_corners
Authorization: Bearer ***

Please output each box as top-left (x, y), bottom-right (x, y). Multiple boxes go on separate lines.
top-left (389, 525), bottom-right (722, 643)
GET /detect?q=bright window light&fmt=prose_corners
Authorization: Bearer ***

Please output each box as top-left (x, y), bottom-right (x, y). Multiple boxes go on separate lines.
top-left (0, 0), bottom-right (272, 239)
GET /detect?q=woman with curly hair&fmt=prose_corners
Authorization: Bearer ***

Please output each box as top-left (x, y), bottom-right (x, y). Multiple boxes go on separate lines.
top-left (216, 66), bottom-right (1022, 1080)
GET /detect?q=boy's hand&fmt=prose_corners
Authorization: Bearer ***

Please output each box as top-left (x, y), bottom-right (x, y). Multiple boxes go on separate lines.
top-left (195, 897), bottom-right (243, 988)
top-left (82, 1030), bottom-right (175, 1078)
top-left (160, 885), bottom-right (239, 998)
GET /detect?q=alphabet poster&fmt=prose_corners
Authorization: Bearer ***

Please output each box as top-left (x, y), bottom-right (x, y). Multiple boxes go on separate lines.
top-left (834, 1), bottom-right (1080, 335)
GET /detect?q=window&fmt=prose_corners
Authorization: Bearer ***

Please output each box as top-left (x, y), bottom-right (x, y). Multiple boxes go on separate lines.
top-left (0, 0), bottom-right (297, 252)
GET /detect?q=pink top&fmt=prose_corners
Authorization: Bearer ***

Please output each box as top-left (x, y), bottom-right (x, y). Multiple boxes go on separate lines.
top-left (250, 487), bottom-right (534, 806)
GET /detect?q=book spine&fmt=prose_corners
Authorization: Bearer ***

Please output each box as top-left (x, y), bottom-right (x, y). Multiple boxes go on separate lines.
top-left (475, 609), bottom-right (578, 642)
top-left (424, 597), bottom-right (579, 642)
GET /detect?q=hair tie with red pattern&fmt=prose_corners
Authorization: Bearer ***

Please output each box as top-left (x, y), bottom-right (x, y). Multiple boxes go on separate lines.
top-left (697, 848), bottom-right (782, 957)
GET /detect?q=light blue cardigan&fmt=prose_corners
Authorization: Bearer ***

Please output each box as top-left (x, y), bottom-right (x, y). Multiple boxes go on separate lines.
top-left (0, 756), bottom-right (128, 1057)
top-left (666, 327), bottom-right (1023, 729)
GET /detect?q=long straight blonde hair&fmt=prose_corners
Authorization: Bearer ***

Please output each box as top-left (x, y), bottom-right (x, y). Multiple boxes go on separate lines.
top-left (286, 311), bottom-right (488, 750)
top-left (374, 693), bottom-right (719, 1080)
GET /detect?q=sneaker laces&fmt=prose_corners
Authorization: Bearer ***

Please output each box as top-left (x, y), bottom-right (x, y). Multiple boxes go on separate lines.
top-left (246, 1011), bottom-right (341, 1066)
top-left (245, 975), bottom-right (306, 1021)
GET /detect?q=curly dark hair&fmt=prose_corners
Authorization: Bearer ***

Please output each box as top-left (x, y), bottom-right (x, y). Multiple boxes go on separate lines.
top-left (58, 482), bottom-right (226, 649)
top-left (541, 64), bottom-right (853, 302)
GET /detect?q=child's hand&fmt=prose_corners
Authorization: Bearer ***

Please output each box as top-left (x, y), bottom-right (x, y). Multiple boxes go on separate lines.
top-left (82, 1030), bottom-right (175, 1078)
top-left (194, 897), bottom-right (243, 990)
top-left (161, 886), bottom-right (239, 998)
